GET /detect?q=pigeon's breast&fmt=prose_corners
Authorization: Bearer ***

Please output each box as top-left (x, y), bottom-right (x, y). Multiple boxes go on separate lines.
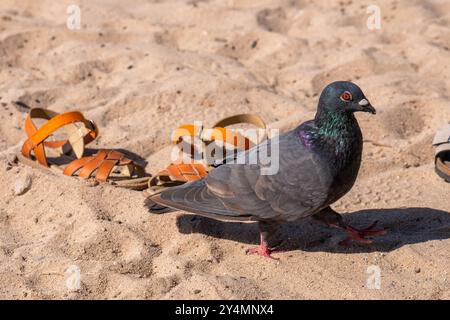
top-left (326, 128), bottom-right (363, 203)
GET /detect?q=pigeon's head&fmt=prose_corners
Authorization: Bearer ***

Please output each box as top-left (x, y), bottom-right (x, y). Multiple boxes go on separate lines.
top-left (318, 81), bottom-right (376, 115)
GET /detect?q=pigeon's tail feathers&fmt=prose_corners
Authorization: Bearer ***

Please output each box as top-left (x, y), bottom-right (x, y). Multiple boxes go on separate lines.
top-left (148, 180), bottom-right (254, 221)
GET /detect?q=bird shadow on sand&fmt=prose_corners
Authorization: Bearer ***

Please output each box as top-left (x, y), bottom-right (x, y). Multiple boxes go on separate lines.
top-left (175, 207), bottom-right (450, 254)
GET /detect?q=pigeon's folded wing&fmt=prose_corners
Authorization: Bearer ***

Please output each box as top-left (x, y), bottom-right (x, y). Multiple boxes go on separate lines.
top-left (154, 131), bottom-right (332, 221)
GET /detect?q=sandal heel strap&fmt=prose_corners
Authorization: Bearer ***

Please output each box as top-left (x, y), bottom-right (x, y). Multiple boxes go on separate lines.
top-left (21, 108), bottom-right (99, 167)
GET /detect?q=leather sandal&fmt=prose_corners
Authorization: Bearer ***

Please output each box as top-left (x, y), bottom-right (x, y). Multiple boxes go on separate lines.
top-left (433, 123), bottom-right (450, 182)
top-left (18, 108), bottom-right (150, 190)
top-left (146, 114), bottom-right (267, 195)
top-left (148, 162), bottom-right (212, 194)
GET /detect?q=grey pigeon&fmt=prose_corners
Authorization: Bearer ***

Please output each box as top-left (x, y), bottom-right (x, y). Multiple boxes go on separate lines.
top-left (149, 81), bottom-right (386, 258)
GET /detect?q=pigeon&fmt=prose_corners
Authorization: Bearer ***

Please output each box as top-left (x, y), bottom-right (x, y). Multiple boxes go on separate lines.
top-left (149, 81), bottom-right (386, 258)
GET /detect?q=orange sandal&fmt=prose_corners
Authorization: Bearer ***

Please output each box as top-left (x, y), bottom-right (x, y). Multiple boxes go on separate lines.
top-left (148, 162), bottom-right (211, 194)
top-left (146, 114), bottom-right (266, 195)
top-left (18, 108), bottom-right (150, 190)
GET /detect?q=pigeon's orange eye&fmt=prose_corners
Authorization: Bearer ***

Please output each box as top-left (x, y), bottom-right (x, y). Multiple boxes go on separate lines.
top-left (340, 91), bottom-right (352, 102)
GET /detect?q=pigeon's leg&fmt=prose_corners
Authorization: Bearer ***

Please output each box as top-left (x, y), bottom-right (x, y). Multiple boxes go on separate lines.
top-left (313, 206), bottom-right (386, 245)
top-left (246, 221), bottom-right (280, 259)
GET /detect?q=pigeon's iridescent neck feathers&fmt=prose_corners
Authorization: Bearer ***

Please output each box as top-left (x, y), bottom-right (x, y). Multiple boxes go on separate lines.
top-left (297, 109), bottom-right (363, 169)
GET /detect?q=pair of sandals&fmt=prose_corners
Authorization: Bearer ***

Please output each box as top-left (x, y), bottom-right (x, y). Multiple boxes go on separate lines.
top-left (18, 107), bottom-right (267, 192)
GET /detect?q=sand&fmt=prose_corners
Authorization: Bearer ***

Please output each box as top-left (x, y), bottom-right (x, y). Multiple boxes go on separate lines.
top-left (0, 0), bottom-right (449, 299)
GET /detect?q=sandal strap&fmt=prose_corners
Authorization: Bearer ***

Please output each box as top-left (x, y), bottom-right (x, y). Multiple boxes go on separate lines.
top-left (149, 163), bottom-right (209, 190)
top-left (163, 163), bottom-right (209, 182)
top-left (212, 114), bottom-right (266, 131)
top-left (436, 156), bottom-right (450, 177)
top-left (433, 123), bottom-right (450, 180)
top-left (21, 108), bottom-right (99, 167)
top-left (63, 149), bottom-right (143, 183)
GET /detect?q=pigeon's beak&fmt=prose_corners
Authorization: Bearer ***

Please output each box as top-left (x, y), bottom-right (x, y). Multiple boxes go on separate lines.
top-left (358, 98), bottom-right (376, 115)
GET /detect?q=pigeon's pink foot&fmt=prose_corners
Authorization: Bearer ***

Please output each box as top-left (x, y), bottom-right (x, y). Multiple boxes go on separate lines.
top-left (246, 241), bottom-right (279, 260)
top-left (339, 221), bottom-right (387, 246)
